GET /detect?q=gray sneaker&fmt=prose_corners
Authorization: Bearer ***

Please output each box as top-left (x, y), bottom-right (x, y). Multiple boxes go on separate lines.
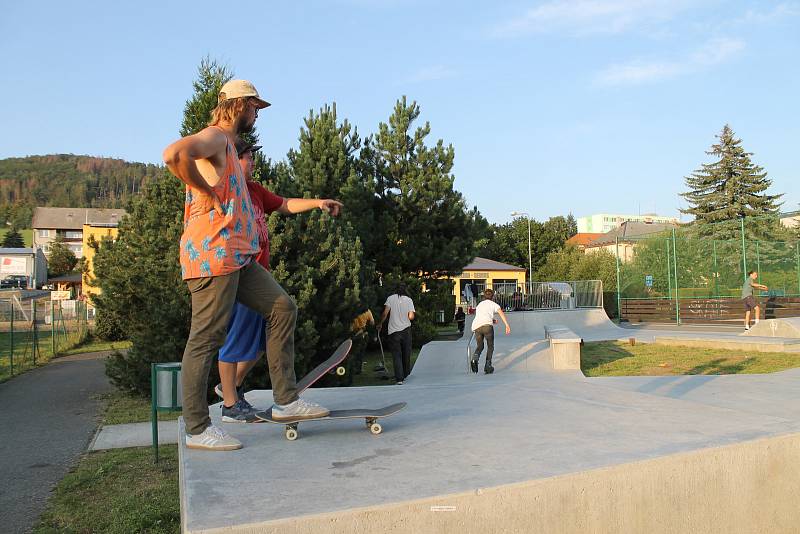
top-left (185, 425), bottom-right (242, 451)
top-left (271, 398), bottom-right (330, 421)
top-left (221, 399), bottom-right (259, 423)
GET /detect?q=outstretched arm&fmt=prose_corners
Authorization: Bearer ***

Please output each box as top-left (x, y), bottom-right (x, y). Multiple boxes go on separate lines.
top-left (497, 309), bottom-right (511, 335)
top-left (278, 198), bottom-right (343, 216)
top-left (754, 283), bottom-right (769, 290)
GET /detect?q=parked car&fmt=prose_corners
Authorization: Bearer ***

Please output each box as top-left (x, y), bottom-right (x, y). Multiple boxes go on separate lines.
top-left (0, 275), bottom-right (28, 289)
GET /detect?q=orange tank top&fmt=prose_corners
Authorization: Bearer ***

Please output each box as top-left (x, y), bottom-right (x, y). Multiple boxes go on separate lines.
top-left (179, 129), bottom-right (259, 279)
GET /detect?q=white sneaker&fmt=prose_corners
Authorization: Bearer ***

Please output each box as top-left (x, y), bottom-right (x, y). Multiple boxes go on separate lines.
top-left (185, 424), bottom-right (242, 451)
top-left (272, 398), bottom-right (330, 421)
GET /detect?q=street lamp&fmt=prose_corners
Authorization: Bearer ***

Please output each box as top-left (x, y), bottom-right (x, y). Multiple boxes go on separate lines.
top-left (511, 211), bottom-right (532, 296)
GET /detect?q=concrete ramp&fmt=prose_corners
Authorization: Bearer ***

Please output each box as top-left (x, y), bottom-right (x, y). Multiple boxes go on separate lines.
top-left (743, 317), bottom-right (800, 338)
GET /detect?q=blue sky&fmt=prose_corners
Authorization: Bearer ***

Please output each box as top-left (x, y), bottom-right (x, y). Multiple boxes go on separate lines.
top-left (1, 1), bottom-right (798, 224)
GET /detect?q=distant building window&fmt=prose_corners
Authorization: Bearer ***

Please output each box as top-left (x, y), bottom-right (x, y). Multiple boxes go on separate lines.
top-left (37, 230), bottom-right (50, 238)
top-left (65, 231), bottom-right (82, 239)
top-left (41, 245), bottom-right (50, 253)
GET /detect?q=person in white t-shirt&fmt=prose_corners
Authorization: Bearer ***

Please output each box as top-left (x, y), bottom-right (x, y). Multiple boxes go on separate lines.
top-left (378, 284), bottom-right (416, 384)
top-left (470, 288), bottom-right (511, 374)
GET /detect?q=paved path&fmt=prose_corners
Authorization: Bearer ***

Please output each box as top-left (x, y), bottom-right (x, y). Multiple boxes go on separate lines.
top-left (0, 353), bottom-right (112, 534)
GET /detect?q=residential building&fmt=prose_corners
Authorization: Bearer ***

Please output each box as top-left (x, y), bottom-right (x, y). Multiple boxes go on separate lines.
top-left (565, 233), bottom-right (603, 251)
top-left (577, 213), bottom-right (679, 234)
top-left (82, 223), bottom-right (120, 302)
top-left (780, 210), bottom-right (800, 229)
top-left (584, 221), bottom-right (676, 263)
top-left (0, 247), bottom-right (48, 289)
top-left (31, 207), bottom-right (126, 258)
top-left (448, 257), bottom-right (527, 307)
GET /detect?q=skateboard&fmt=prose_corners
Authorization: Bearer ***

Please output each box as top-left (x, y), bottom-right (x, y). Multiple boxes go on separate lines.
top-left (255, 402), bottom-right (407, 440)
top-left (296, 339), bottom-right (352, 394)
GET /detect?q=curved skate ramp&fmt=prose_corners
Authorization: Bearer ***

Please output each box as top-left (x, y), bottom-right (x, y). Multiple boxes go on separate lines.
top-left (742, 317), bottom-right (800, 338)
top-left (408, 309), bottom-right (626, 385)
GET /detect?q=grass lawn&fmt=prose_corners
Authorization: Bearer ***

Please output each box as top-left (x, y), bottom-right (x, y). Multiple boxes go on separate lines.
top-left (59, 335), bottom-right (132, 356)
top-left (0, 227), bottom-right (33, 247)
top-left (582, 340), bottom-right (800, 377)
top-left (98, 389), bottom-right (182, 425)
top-left (34, 446), bottom-right (180, 534)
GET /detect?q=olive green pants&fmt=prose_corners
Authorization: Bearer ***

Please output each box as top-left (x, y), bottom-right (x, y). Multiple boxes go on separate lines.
top-left (182, 261), bottom-right (298, 435)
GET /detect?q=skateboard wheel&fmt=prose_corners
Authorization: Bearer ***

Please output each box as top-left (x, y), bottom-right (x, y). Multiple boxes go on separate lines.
top-left (369, 423), bottom-right (382, 435)
top-left (336, 366), bottom-right (346, 376)
top-left (285, 428), bottom-right (298, 441)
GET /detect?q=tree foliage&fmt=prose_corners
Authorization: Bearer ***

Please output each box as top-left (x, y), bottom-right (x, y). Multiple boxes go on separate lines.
top-left (1, 227), bottom-right (24, 248)
top-left (47, 235), bottom-right (78, 277)
top-left (681, 125), bottom-right (782, 239)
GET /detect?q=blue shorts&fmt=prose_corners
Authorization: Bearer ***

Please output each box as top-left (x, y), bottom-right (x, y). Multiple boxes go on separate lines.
top-left (219, 302), bottom-right (266, 363)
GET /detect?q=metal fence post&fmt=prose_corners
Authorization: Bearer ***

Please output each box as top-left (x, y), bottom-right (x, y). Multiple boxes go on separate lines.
top-left (615, 237), bottom-right (621, 320)
top-left (665, 238), bottom-right (672, 306)
top-left (672, 228), bottom-right (680, 325)
top-left (796, 242), bottom-right (800, 296)
top-left (756, 241), bottom-right (761, 284)
top-left (51, 299), bottom-right (56, 357)
top-left (712, 240), bottom-right (718, 298)
top-left (9, 300), bottom-right (14, 376)
top-left (740, 217), bottom-right (747, 279)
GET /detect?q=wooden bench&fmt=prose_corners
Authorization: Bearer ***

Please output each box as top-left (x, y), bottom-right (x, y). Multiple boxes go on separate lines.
top-left (544, 324), bottom-right (582, 370)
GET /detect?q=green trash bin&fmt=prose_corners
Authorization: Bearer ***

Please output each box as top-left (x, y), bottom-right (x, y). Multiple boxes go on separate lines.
top-left (151, 362), bottom-right (182, 463)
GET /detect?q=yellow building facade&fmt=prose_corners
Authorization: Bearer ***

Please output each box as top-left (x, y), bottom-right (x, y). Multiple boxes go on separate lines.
top-left (81, 223), bottom-right (119, 303)
top-left (448, 257), bottom-right (527, 309)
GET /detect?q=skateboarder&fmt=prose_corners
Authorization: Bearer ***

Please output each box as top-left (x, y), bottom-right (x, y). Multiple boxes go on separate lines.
top-left (377, 284), bottom-right (416, 384)
top-left (163, 79), bottom-right (339, 450)
top-left (216, 139), bottom-right (343, 423)
top-left (470, 288), bottom-right (511, 374)
top-left (742, 270), bottom-right (768, 331)
top-left (454, 306), bottom-right (466, 334)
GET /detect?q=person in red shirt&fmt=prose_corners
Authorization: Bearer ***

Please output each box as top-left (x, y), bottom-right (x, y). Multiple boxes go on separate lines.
top-left (216, 139), bottom-right (342, 423)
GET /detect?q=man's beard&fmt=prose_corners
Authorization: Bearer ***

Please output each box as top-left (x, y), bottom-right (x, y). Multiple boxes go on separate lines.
top-left (235, 115), bottom-right (255, 135)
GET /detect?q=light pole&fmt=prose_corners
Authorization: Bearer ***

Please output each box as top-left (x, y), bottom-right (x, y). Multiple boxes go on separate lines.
top-left (511, 211), bottom-right (532, 295)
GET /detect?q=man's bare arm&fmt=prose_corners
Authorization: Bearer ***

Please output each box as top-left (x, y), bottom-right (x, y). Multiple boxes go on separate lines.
top-left (277, 198), bottom-right (343, 216)
top-left (497, 309), bottom-right (511, 335)
top-left (377, 305), bottom-right (390, 328)
top-left (163, 128), bottom-right (227, 196)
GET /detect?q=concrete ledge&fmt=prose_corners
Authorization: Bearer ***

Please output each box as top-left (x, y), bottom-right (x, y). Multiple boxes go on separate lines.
top-left (184, 432), bottom-right (800, 534)
top-left (653, 336), bottom-right (800, 353)
top-left (545, 324), bottom-right (582, 370)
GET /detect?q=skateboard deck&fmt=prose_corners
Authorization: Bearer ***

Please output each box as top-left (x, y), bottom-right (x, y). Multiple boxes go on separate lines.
top-left (296, 339), bottom-right (352, 394)
top-left (255, 402), bottom-right (407, 440)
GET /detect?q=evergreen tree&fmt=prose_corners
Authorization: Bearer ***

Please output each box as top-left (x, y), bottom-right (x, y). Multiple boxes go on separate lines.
top-left (47, 235), bottom-right (78, 277)
top-left (97, 58), bottom-right (233, 394)
top-left (681, 125), bottom-right (782, 239)
top-left (2, 227), bottom-right (24, 248)
top-left (265, 104), bottom-right (372, 376)
top-left (365, 97), bottom-right (483, 277)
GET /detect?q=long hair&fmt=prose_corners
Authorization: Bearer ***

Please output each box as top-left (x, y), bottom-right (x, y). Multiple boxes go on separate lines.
top-left (208, 96), bottom-right (249, 127)
top-left (394, 283), bottom-right (408, 297)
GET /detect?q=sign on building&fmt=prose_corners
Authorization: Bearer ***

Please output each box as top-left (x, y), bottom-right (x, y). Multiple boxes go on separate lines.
top-left (51, 290), bottom-right (72, 301)
top-left (0, 257), bottom-right (27, 275)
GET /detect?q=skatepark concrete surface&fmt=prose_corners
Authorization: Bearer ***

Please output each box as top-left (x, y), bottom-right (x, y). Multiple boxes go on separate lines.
top-left (179, 310), bottom-right (800, 534)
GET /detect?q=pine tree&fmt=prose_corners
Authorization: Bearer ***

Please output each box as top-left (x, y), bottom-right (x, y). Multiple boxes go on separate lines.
top-left (2, 227), bottom-right (24, 248)
top-left (366, 97), bottom-right (483, 277)
top-left (47, 235), bottom-right (78, 277)
top-left (681, 125), bottom-right (782, 239)
top-left (265, 104), bottom-right (373, 376)
top-left (97, 59), bottom-right (233, 394)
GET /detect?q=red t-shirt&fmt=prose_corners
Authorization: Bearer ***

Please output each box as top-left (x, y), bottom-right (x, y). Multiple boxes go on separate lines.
top-left (246, 181), bottom-right (284, 270)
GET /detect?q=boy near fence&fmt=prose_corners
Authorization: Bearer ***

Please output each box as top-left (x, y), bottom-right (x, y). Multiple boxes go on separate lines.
top-left (742, 270), bottom-right (768, 331)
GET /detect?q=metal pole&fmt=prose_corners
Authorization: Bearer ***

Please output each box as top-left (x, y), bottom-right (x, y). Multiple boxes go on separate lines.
top-left (152, 364), bottom-right (159, 463)
top-left (527, 216), bottom-right (532, 296)
top-left (666, 238), bottom-right (672, 305)
top-left (672, 228), bottom-right (680, 325)
top-left (741, 217), bottom-right (747, 279)
top-left (756, 241), bottom-right (761, 284)
top-left (51, 300), bottom-right (56, 357)
top-left (712, 240), bottom-right (718, 298)
top-left (615, 237), bottom-right (621, 320)
top-left (9, 300), bottom-right (14, 376)
top-left (796, 242), bottom-right (800, 296)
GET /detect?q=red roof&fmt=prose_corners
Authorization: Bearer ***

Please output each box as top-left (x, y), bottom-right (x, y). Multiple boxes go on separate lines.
top-left (566, 233), bottom-right (603, 247)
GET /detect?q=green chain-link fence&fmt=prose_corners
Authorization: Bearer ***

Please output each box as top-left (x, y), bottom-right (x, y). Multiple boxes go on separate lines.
top-left (0, 297), bottom-right (90, 381)
top-left (616, 216), bottom-right (800, 324)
